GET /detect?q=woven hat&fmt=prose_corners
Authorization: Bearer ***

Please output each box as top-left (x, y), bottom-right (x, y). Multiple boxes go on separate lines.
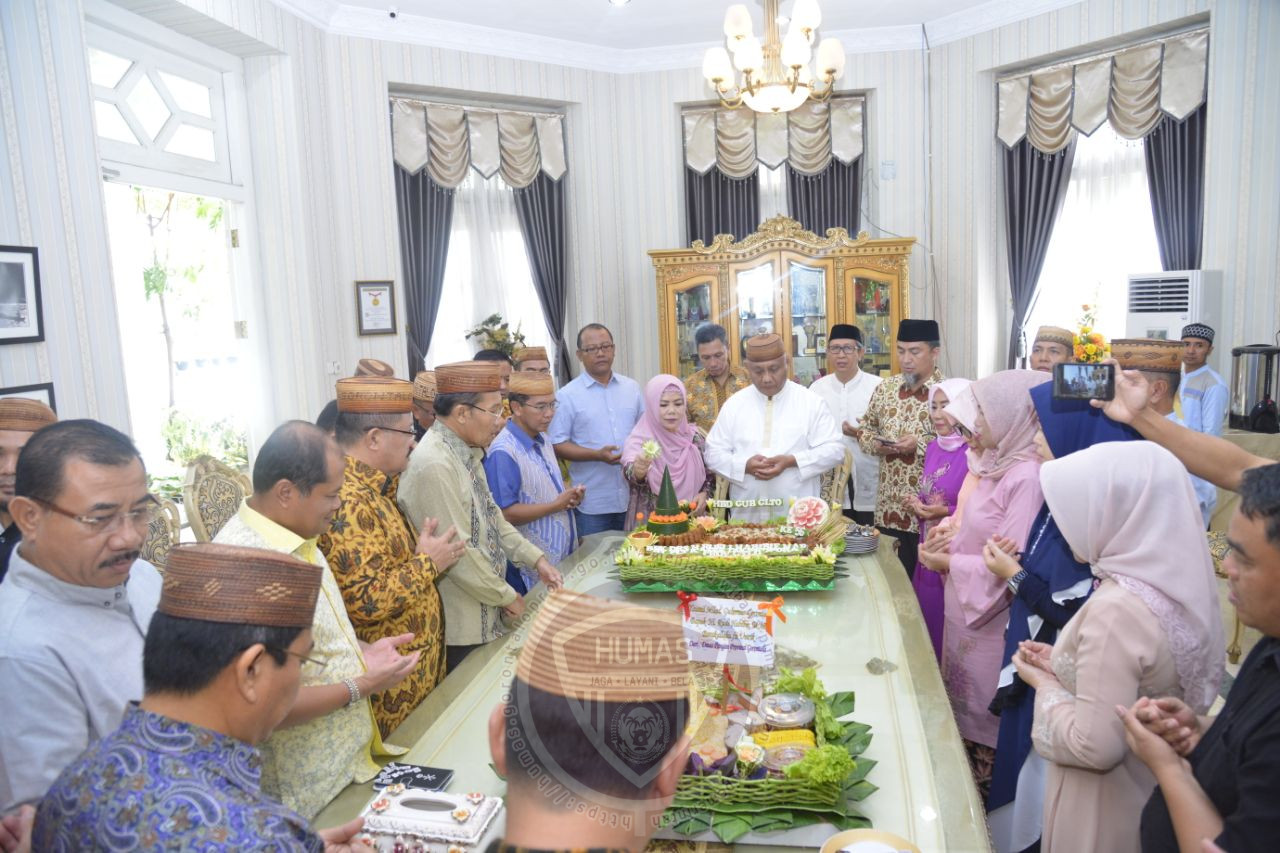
top-left (827, 323), bottom-right (863, 344)
top-left (412, 370), bottom-right (437, 403)
top-left (1034, 325), bottom-right (1075, 348)
top-left (354, 358), bottom-right (396, 378)
top-left (897, 319), bottom-right (940, 343)
top-left (1181, 323), bottom-right (1215, 344)
top-left (436, 361), bottom-right (502, 393)
top-left (516, 590), bottom-right (690, 701)
top-left (1111, 339), bottom-right (1183, 373)
top-left (508, 373), bottom-right (555, 396)
top-left (335, 376), bottom-right (414, 413)
top-left (0, 398), bottom-right (56, 433)
top-left (161, 543), bottom-right (321, 628)
top-left (744, 333), bottom-right (785, 363)
top-left (513, 346), bottom-right (549, 366)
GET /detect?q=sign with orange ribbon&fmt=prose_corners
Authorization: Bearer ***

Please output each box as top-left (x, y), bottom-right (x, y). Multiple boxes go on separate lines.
top-left (678, 595), bottom-right (774, 667)
top-left (756, 596), bottom-right (787, 635)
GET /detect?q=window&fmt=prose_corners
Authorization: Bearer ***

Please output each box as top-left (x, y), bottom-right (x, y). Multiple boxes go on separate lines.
top-left (1025, 123), bottom-right (1161, 341)
top-left (759, 163), bottom-right (788, 220)
top-left (425, 172), bottom-right (552, 366)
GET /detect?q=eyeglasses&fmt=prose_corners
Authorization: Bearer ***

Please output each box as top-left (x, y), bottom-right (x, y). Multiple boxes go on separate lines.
top-left (464, 403), bottom-right (507, 420)
top-left (269, 646), bottom-right (327, 671)
top-left (579, 343), bottom-right (615, 356)
top-left (365, 425), bottom-right (417, 438)
top-left (33, 495), bottom-right (159, 536)
top-left (827, 345), bottom-right (860, 355)
top-left (520, 401), bottom-right (559, 413)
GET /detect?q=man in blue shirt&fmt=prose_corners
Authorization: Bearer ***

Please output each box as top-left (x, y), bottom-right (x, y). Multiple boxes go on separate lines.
top-left (1180, 323), bottom-right (1229, 526)
top-left (484, 373), bottom-right (583, 594)
top-left (549, 324), bottom-right (644, 536)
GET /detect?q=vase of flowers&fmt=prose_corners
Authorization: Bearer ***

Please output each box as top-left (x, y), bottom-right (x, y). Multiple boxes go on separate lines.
top-left (1073, 304), bottom-right (1110, 364)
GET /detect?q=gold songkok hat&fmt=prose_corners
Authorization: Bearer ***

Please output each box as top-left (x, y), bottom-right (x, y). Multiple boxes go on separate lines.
top-left (335, 376), bottom-right (414, 413)
top-left (412, 370), bottom-right (437, 403)
top-left (436, 361), bottom-right (502, 393)
top-left (354, 358), bottom-right (396, 378)
top-left (0, 398), bottom-right (56, 432)
top-left (508, 373), bottom-right (555, 396)
top-left (516, 590), bottom-right (691, 701)
top-left (1034, 326), bottom-right (1075, 348)
top-left (513, 346), bottom-right (548, 366)
top-left (744, 332), bottom-right (785, 363)
top-left (1111, 338), bottom-right (1183, 373)
top-left (160, 543), bottom-right (321, 628)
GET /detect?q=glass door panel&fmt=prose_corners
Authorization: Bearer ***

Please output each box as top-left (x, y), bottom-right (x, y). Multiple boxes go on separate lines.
top-left (672, 282), bottom-right (712, 380)
top-left (853, 275), bottom-right (894, 377)
top-left (786, 260), bottom-right (828, 387)
top-left (735, 262), bottom-right (777, 353)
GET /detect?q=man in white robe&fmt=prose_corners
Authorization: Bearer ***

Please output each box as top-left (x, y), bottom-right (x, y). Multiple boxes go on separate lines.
top-left (705, 333), bottom-right (845, 522)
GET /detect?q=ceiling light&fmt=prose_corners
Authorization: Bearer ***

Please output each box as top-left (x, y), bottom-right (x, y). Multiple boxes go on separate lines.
top-left (608, 0), bottom-right (631, 6)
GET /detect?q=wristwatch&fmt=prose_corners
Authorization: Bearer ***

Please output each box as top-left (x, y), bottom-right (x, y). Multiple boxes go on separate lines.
top-left (1007, 569), bottom-right (1028, 594)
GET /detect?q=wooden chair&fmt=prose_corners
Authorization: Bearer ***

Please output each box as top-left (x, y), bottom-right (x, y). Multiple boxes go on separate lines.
top-left (183, 455), bottom-right (251, 542)
top-left (1208, 531), bottom-right (1244, 664)
top-left (140, 497), bottom-right (182, 568)
top-left (820, 450), bottom-right (853, 507)
top-left (710, 474), bottom-right (730, 522)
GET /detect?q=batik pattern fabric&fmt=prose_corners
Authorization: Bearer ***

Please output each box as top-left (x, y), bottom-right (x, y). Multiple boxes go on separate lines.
top-left (685, 365), bottom-right (750, 434)
top-left (32, 705), bottom-right (323, 852)
top-left (318, 456), bottom-right (444, 737)
top-left (857, 370), bottom-right (942, 533)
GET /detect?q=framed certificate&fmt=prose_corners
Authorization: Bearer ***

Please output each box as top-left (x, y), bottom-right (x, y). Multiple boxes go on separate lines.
top-left (356, 280), bottom-right (397, 336)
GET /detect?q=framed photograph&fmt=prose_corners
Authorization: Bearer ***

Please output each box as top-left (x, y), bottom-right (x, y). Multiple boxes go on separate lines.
top-left (0, 381), bottom-right (56, 412)
top-left (0, 246), bottom-right (44, 345)
top-left (355, 280), bottom-right (397, 336)
top-left (815, 334), bottom-right (827, 354)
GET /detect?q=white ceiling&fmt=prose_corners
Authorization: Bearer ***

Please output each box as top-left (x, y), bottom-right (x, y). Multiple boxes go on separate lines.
top-left (270, 0), bottom-right (1085, 71)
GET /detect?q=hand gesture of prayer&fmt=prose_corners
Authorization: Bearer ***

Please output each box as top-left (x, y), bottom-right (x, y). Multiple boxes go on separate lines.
top-left (0, 805), bottom-right (34, 853)
top-left (534, 557), bottom-right (563, 590)
top-left (1128, 695), bottom-right (1204, 756)
top-left (318, 817), bottom-right (376, 852)
top-left (416, 517), bottom-right (463, 570)
top-left (1011, 640), bottom-right (1058, 690)
top-left (596, 444), bottom-right (622, 465)
top-left (359, 633), bottom-right (421, 696)
top-left (982, 536), bottom-right (1022, 579)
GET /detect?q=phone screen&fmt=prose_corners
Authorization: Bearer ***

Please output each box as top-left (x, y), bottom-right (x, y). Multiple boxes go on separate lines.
top-left (1052, 362), bottom-right (1116, 401)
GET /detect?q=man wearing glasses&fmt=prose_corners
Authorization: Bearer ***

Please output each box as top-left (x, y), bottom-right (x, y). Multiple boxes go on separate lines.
top-left (483, 373), bottom-right (583, 596)
top-left (549, 324), bottom-right (644, 536)
top-left (0, 397), bottom-right (57, 582)
top-left (0, 419), bottom-right (163, 813)
top-left (400, 362), bottom-right (564, 673)
top-left (809, 324), bottom-right (883, 525)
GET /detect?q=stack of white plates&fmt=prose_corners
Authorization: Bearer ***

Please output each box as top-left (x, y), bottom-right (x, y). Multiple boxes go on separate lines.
top-left (845, 525), bottom-right (880, 554)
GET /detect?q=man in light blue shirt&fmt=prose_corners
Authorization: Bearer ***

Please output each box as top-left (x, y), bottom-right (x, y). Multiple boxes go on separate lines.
top-left (549, 324), bottom-right (644, 537)
top-left (1180, 323), bottom-right (1228, 525)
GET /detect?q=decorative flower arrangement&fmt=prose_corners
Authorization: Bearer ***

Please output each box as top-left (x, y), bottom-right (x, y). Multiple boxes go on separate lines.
top-left (464, 313), bottom-right (526, 357)
top-left (641, 439), bottom-right (662, 460)
top-left (1073, 303), bottom-right (1110, 364)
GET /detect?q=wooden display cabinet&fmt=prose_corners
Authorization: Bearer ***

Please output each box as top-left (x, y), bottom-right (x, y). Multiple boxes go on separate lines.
top-left (650, 216), bottom-right (915, 386)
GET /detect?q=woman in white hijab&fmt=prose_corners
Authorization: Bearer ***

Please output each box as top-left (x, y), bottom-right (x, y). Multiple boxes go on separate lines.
top-left (1006, 441), bottom-right (1223, 853)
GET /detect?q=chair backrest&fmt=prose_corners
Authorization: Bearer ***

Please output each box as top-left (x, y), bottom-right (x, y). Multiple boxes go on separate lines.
top-left (140, 498), bottom-right (182, 568)
top-left (820, 449), bottom-right (853, 507)
top-left (711, 474), bottom-right (730, 522)
top-left (183, 455), bottom-right (251, 542)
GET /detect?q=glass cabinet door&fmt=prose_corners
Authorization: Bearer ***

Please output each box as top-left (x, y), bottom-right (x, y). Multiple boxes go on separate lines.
top-left (671, 281), bottom-right (713, 379)
top-left (734, 261), bottom-right (778, 356)
top-left (852, 275), bottom-right (895, 377)
top-left (785, 260), bottom-right (829, 387)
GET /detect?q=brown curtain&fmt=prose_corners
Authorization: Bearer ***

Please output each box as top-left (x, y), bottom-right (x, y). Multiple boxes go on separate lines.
top-left (512, 173), bottom-right (572, 383)
top-left (1002, 137), bottom-right (1076, 368)
top-left (685, 165), bottom-right (760, 246)
top-left (1144, 102), bottom-right (1207, 271)
top-left (394, 167), bottom-right (455, 374)
top-left (786, 156), bottom-right (861, 236)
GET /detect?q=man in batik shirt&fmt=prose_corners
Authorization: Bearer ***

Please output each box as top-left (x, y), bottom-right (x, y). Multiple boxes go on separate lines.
top-left (858, 319), bottom-right (944, 576)
top-left (33, 543), bottom-right (371, 849)
top-left (319, 376), bottom-right (462, 736)
top-left (684, 323), bottom-right (750, 434)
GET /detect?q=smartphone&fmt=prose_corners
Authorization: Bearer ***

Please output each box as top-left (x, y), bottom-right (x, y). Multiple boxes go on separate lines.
top-left (875, 436), bottom-right (896, 446)
top-left (1052, 362), bottom-right (1116, 401)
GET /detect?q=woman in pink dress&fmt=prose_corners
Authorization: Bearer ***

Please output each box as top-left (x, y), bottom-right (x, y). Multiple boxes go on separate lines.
top-left (908, 378), bottom-right (972, 661)
top-left (919, 369), bottom-right (1049, 798)
top-left (1000, 441), bottom-right (1223, 853)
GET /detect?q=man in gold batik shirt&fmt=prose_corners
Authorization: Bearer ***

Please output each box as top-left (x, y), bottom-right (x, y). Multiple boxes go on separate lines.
top-left (215, 420), bottom-right (422, 818)
top-left (318, 377), bottom-right (464, 737)
top-left (684, 323), bottom-right (750, 434)
top-left (858, 319), bottom-right (944, 576)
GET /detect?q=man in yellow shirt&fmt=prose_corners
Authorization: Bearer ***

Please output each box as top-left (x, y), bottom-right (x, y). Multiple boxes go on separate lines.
top-left (684, 323), bottom-right (750, 434)
top-left (215, 420), bottom-right (419, 818)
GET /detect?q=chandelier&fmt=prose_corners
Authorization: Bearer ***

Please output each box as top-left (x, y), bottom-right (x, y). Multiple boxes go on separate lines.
top-left (702, 0), bottom-right (846, 114)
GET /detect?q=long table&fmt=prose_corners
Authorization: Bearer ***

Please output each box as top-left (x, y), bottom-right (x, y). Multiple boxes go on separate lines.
top-left (317, 534), bottom-right (991, 852)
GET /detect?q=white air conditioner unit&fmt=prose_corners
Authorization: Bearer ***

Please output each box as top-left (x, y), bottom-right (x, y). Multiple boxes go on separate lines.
top-left (1125, 270), bottom-right (1222, 343)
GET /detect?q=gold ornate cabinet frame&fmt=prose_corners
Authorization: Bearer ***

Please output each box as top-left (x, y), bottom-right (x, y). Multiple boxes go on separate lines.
top-left (650, 216), bottom-right (915, 385)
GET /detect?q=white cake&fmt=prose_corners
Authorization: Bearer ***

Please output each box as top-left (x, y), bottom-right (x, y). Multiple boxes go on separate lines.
top-left (356, 785), bottom-right (503, 852)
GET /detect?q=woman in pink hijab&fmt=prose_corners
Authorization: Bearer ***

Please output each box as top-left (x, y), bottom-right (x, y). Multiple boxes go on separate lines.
top-left (621, 375), bottom-right (713, 531)
top-left (920, 369), bottom-right (1050, 798)
top-left (1007, 441), bottom-right (1223, 853)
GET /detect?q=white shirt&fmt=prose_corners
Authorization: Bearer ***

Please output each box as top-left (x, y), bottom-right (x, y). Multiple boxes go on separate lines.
top-left (0, 550), bottom-right (161, 810)
top-left (705, 381), bottom-right (846, 522)
top-left (809, 370), bottom-right (883, 511)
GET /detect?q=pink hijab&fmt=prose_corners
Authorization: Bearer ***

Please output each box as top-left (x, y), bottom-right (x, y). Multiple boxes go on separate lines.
top-left (1040, 441), bottom-right (1224, 713)
top-left (621, 374), bottom-right (707, 500)
top-left (929, 378), bottom-right (972, 452)
top-left (946, 369), bottom-right (1050, 479)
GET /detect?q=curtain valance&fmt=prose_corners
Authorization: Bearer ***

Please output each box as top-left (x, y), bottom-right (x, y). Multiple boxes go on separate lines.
top-left (391, 98), bottom-right (567, 189)
top-left (683, 96), bottom-right (864, 178)
top-left (997, 28), bottom-right (1208, 154)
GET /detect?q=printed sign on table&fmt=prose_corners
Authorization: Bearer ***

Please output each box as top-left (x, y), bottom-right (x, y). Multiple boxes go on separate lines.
top-left (680, 595), bottom-right (775, 667)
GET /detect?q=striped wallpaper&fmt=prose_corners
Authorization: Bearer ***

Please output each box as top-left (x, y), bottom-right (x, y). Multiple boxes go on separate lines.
top-left (1, 0), bottom-right (1276, 431)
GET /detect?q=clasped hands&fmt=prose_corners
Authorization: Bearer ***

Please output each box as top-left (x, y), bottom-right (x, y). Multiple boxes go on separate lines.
top-left (745, 454), bottom-right (796, 481)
